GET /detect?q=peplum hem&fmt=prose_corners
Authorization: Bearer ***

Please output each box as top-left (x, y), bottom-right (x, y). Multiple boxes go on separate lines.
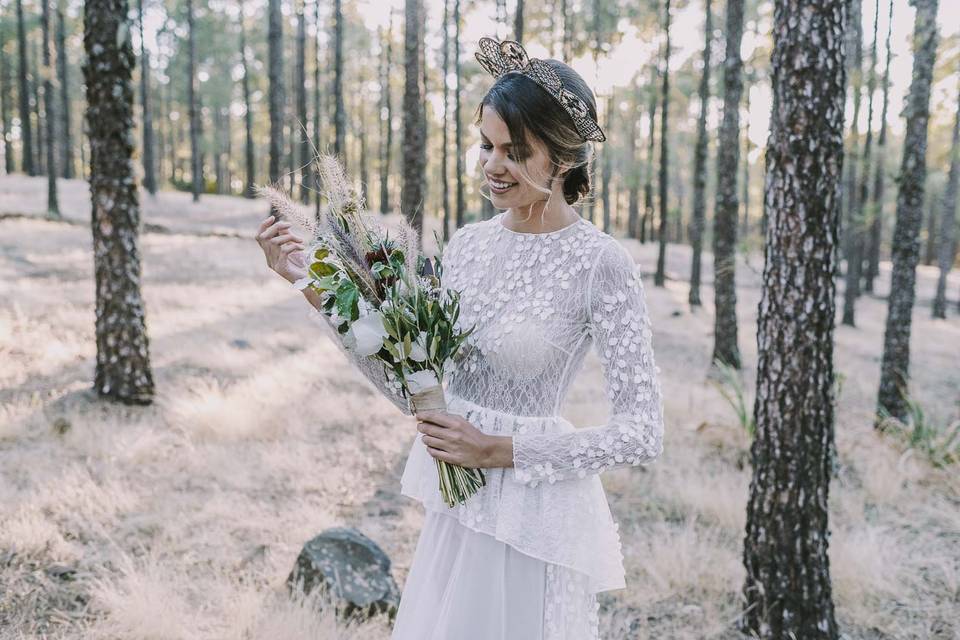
top-left (400, 393), bottom-right (627, 595)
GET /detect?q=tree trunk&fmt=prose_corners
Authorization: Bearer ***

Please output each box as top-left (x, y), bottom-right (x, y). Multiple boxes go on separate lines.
top-left (41, 0), bottom-right (59, 215)
top-left (296, 2), bottom-right (309, 202)
top-left (865, 0), bottom-right (893, 294)
top-left (842, 0), bottom-right (880, 326)
top-left (514, 0), bottom-right (524, 41)
top-left (627, 88), bottom-right (640, 240)
top-left (333, 0), bottom-right (345, 164)
top-left (0, 35), bottom-right (13, 174)
top-left (741, 1), bottom-right (845, 636)
top-left (137, 0), bottom-right (156, 195)
top-left (32, 39), bottom-right (44, 176)
top-left (601, 92), bottom-right (613, 233)
top-left (711, 0), bottom-right (745, 369)
top-left (402, 0), bottom-right (425, 240)
top-left (16, 0), bottom-right (33, 175)
top-left (932, 72), bottom-right (959, 319)
top-left (83, 0), bottom-right (155, 405)
top-left (313, 0), bottom-right (323, 209)
top-left (643, 61), bottom-right (657, 244)
top-left (441, 0), bottom-right (450, 240)
top-left (876, 0), bottom-right (939, 424)
top-left (840, 0), bottom-right (863, 273)
top-left (55, 3), bottom-right (73, 179)
top-left (186, 0), bottom-right (200, 201)
top-left (268, 0), bottom-right (283, 182)
top-left (923, 193), bottom-right (937, 265)
top-left (689, 0), bottom-right (712, 307)
top-left (239, 4), bottom-right (255, 197)
top-left (379, 21), bottom-right (393, 214)
top-left (654, 0), bottom-right (670, 287)
top-left (454, 0), bottom-right (464, 229)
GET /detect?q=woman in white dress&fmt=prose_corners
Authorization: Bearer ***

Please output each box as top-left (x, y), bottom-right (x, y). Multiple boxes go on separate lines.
top-left (256, 38), bottom-right (665, 640)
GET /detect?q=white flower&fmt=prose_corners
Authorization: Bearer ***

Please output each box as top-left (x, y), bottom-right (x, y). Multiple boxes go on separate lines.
top-left (408, 330), bottom-right (429, 362)
top-left (346, 311), bottom-right (389, 357)
top-left (406, 369), bottom-right (440, 394)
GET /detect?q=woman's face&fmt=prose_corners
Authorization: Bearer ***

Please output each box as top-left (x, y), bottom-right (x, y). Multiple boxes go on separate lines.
top-left (478, 107), bottom-right (557, 211)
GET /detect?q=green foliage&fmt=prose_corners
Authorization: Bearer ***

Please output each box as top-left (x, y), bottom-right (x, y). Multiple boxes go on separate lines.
top-left (710, 358), bottom-right (755, 438)
top-left (879, 394), bottom-right (960, 469)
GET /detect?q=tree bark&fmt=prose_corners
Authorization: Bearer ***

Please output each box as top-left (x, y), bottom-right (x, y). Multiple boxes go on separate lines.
top-left (601, 92), bottom-right (613, 233)
top-left (876, 0), bottom-right (939, 424)
top-left (454, 0), bottom-right (464, 229)
top-left (689, 0), bottom-right (712, 307)
top-left (379, 21), bottom-right (393, 214)
top-left (741, 2), bottom-right (846, 637)
top-left (402, 0), bottom-right (425, 240)
top-left (0, 34), bottom-right (13, 174)
top-left (654, 0), bottom-right (671, 287)
top-left (239, 3), bottom-right (255, 197)
top-left (865, 0), bottom-right (893, 294)
top-left (441, 0), bottom-right (450, 240)
top-left (268, 0), bottom-right (283, 182)
top-left (840, 0), bottom-right (863, 273)
top-left (16, 0), bottom-right (33, 175)
top-left (186, 0), bottom-right (200, 201)
top-left (41, 0), bottom-right (59, 215)
top-left (333, 0), bottom-right (345, 164)
top-left (83, 0), bottom-right (155, 405)
top-left (923, 193), bottom-right (937, 265)
top-left (514, 0), bottom-right (524, 41)
top-left (296, 2), bottom-right (309, 202)
top-left (55, 2), bottom-right (73, 179)
top-left (842, 0), bottom-right (880, 326)
top-left (711, 0), bottom-right (745, 368)
top-left (932, 71), bottom-right (959, 319)
top-left (643, 61), bottom-right (657, 244)
top-left (137, 0), bottom-right (156, 195)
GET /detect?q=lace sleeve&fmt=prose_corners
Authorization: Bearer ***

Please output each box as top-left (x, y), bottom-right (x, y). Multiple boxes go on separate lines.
top-left (306, 306), bottom-right (413, 416)
top-left (511, 239), bottom-right (665, 486)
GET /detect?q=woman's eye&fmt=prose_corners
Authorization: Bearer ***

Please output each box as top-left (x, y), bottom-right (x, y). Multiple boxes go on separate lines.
top-left (480, 143), bottom-right (493, 150)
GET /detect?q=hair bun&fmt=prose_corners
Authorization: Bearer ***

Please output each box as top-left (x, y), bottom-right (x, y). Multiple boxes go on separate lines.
top-left (563, 164), bottom-right (591, 205)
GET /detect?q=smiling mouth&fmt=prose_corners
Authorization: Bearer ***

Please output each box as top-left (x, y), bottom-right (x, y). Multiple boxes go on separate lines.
top-left (488, 177), bottom-right (517, 193)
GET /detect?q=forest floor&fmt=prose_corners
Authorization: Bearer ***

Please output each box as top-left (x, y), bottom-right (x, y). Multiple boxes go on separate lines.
top-left (1, 175), bottom-right (958, 639)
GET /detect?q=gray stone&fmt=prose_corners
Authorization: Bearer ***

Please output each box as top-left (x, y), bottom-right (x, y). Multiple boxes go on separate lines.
top-left (286, 527), bottom-right (400, 623)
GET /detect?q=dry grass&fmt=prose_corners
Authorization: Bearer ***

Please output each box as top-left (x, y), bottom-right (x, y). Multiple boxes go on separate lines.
top-left (2, 175), bottom-right (959, 639)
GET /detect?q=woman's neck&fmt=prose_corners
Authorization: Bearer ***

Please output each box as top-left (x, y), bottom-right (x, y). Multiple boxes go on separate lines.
top-left (502, 197), bottom-right (579, 234)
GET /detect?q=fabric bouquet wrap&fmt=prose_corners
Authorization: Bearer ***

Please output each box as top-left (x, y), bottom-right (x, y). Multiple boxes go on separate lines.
top-left (258, 153), bottom-right (484, 508)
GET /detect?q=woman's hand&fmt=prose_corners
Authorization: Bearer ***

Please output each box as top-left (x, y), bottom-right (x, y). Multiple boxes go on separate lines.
top-left (256, 214), bottom-right (308, 283)
top-left (415, 410), bottom-right (513, 469)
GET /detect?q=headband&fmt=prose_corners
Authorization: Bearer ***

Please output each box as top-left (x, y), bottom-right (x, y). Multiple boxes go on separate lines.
top-left (474, 37), bottom-right (606, 143)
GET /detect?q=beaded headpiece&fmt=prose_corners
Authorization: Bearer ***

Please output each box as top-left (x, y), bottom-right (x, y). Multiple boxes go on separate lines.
top-left (474, 37), bottom-right (606, 143)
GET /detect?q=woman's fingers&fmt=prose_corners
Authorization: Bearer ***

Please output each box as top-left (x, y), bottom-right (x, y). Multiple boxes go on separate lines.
top-left (269, 232), bottom-right (296, 245)
top-left (257, 215), bottom-right (275, 234)
top-left (258, 220), bottom-right (292, 241)
top-left (421, 434), bottom-right (449, 451)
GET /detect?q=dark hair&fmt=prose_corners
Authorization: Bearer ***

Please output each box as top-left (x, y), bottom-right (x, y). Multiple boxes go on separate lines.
top-left (475, 60), bottom-right (598, 205)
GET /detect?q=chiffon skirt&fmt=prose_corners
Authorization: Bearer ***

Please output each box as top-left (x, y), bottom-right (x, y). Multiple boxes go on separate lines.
top-left (391, 508), bottom-right (601, 640)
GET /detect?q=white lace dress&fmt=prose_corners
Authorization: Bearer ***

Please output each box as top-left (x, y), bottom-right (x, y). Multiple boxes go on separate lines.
top-left (308, 211), bottom-right (665, 639)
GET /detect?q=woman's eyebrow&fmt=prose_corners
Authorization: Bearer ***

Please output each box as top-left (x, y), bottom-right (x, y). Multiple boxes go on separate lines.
top-left (479, 129), bottom-right (512, 147)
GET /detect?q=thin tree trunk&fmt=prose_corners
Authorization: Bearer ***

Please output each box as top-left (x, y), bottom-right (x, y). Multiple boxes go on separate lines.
top-left (642, 62), bottom-right (657, 244)
top-left (83, 0), bottom-right (155, 405)
top-left (358, 68), bottom-right (370, 206)
top-left (378, 24), bottom-right (392, 214)
top-left (932, 70), bottom-right (959, 319)
top-left (840, 0), bottom-right (863, 272)
top-left (268, 0), bottom-right (283, 182)
top-left (441, 0), bottom-right (450, 240)
top-left (514, 0), bottom-right (524, 41)
top-left (923, 194), bottom-right (937, 265)
top-left (876, 0), bottom-right (939, 424)
top-left (32, 39), bottom-right (44, 176)
top-left (313, 0), bottom-right (323, 209)
top-left (41, 0), bottom-right (59, 215)
top-left (627, 87), bottom-right (640, 240)
top-left (454, 0), bottom-right (464, 229)
top-left (689, 0), bottom-right (712, 307)
top-left (16, 0), bottom-right (33, 175)
top-left (239, 4), bottom-right (255, 197)
top-left (138, 0), bottom-right (156, 194)
top-left (711, 0), bottom-right (745, 369)
top-left (402, 0), bottom-right (425, 239)
top-left (55, 2), bottom-right (72, 179)
top-left (654, 0), bottom-right (671, 287)
top-left (842, 0), bottom-right (879, 326)
top-left (333, 0), bottom-right (345, 164)
top-left (601, 93), bottom-right (613, 233)
top-left (865, 0), bottom-right (893, 294)
top-left (0, 35), bottom-right (13, 174)
top-left (296, 2), bottom-right (309, 202)
top-left (186, 0), bottom-right (200, 201)
top-left (561, 0), bottom-right (571, 61)
top-left (741, 1), bottom-right (845, 636)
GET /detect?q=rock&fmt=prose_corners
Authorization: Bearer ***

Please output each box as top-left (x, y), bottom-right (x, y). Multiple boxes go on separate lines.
top-left (286, 527), bottom-right (400, 623)
top-left (230, 338), bottom-right (252, 350)
top-left (52, 417), bottom-right (71, 436)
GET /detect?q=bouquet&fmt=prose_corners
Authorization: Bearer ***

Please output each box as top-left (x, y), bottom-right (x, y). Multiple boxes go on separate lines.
top-left (258, 153), bottom-right (484, 508)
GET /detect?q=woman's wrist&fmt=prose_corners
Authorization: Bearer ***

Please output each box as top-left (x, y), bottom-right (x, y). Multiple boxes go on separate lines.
top-left (483, 435), bottom-right (514, 468)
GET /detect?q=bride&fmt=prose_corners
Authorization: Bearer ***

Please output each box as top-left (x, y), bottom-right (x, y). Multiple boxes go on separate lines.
top-left (256, 37), bottom-right (664, 640)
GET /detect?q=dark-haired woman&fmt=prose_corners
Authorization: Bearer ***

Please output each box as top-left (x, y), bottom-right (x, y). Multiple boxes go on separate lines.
top-left (257, 38), bottom-right (665, 640)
